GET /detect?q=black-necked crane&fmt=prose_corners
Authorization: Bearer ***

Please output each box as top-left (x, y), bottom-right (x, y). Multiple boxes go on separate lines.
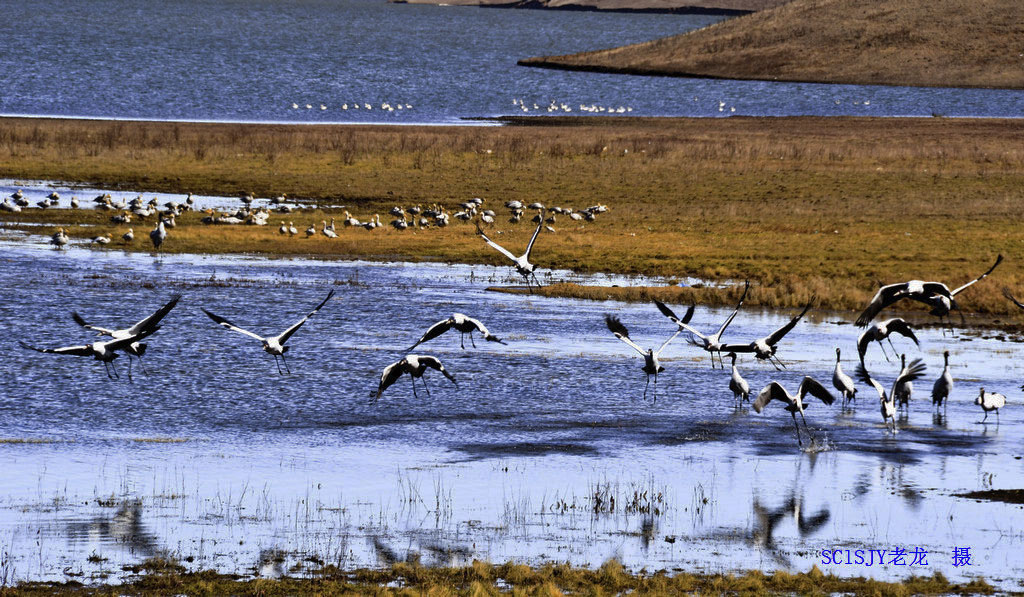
top-left (476, 217), bottom-right (544, 291)
top-left (856, 318), bottom-right (918, 363)
top-left (832, 348), bottom-right (857, 408)
top-left (727, 352), bottom-right (749, 406)
top-left (752, 376), bottom-right (835, 446)
top-left (408, 313), bottom-right (506, 350)
top-left (605, 314), bottom-right (682, 401)
top-left (855, 357), bottom-right (926, 434)
top-left (71, 294), bottom-right (182, 379)
top-left (975, 388), bottom-right (1005, 423)
top-left (855, 255), bottom-right (1003, 329)
top-left (931, 350), bottom-right (953, 413)
top-left (202, 289), bottom-right (335, 375)
top-left (375, 355), bottom-right (457, 401)
top-left (654, 280), bottom-right (748, 368)
top-left (150, 218), bottom-right (167, 250)
top-left (721, 301), bottom-right (813, 370)
top-left (19, 328), bottom-right (158, 380)
top-left (893, 354), bottom-right (915, 411)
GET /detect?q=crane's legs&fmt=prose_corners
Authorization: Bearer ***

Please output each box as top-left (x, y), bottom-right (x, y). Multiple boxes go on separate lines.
top-left (791, 413), bottom-right (803, 446)
top-left (652, 373), bottom-right (658, 404)
top-left (643, 375), bottom-right (651, 401)
top-left (281, 354), bottom-right (291, 374)
top-left (470, 333), bottom-right (477, 349)
top-left (137, 356), bottom-right (148, 375)
top-left (273, 354), bottom-right (284, 375)
top-left (421, 376), bottom-right (431, 397)
top-left (460, 333), bottom-right (465, 349)
top-left (877, 341), bottom-right (891, 362)
top-left (126, 356), bottom-right (134, 382)
top-left (886, 337), bottom-right (898, 357)
top-left (532, 272), bottom-right (543, 289)
top-left (410, 376), bottom-right (419, 399)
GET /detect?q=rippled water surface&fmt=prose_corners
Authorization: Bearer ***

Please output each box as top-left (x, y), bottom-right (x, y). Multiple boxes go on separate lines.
top-left (1, 235), bottom-right (1024, 588)
top-left (2, 0), bottom-right (1023, 122)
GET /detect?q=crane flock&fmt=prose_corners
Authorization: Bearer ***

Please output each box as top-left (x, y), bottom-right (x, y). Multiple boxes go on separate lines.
top-left (10, 181), bottom-right (1019, 448)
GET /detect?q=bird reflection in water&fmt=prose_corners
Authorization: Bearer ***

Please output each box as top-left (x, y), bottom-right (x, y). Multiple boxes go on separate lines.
top-left (65, 500), bottom-right (162, 559)
top-left (371, 535), bottom-right (473, 568)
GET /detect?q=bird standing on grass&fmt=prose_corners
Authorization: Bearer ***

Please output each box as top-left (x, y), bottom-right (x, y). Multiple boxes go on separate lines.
top-left (201, 289), bottom-right (335, 375)
top-left (605, 314), bottom-right (682, 402)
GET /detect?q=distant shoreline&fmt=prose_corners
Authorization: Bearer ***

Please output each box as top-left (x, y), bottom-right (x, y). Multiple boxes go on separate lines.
top-left (390, 0), bottom-right (765, 16)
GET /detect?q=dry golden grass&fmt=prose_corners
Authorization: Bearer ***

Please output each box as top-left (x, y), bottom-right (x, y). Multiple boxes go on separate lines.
top-left (519, 0), bottom-right (1024, 89)
top-left (1, 559), bottom-right (995, 595)
top-left (3, 116), bottom-right (1024, 322)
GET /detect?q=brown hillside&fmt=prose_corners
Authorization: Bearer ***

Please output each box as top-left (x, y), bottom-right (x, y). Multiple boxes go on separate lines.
top-left (519, 0), bottom-right (1024, 89)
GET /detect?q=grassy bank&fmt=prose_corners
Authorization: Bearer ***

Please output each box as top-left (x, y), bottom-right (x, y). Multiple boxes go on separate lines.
top-left (0, 559), bottom-right (995, 595)
top-left (519, 0), bottom-right (1024, 89)
top-left (3, 116), bottom-right (1024, 321)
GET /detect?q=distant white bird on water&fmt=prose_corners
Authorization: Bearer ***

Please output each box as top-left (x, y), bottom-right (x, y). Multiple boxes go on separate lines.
top-left (605, 314), bottom-right (682, 402)
top-left (975, 388), bottom-right (1005, 423)
top-left (752, 376), bottom-right (835, 447)
top-left (408, 313), bottom-right (506, 350)
top-left (832, 347), bottom-right (857, 408)
top-left (201, 289), bottom-right (335, 375)
top-left (855, 255), bottom-right (1003, 329)
top-left (375, 355), bottom-right (457, 401)
top-left (476, 217), bottom-right (545, 291)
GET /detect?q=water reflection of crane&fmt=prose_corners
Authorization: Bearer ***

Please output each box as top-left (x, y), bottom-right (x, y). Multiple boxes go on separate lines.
top-left (370, 534), bottom-right (473, 568)
top-left (65, 500), bottom-right (163, 559)
top-left (749, 493), bottom-right (830, 567)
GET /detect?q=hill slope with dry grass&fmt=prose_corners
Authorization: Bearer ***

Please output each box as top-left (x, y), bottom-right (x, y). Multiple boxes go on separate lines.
top-left (519, 0), bottom-right (1024, 89)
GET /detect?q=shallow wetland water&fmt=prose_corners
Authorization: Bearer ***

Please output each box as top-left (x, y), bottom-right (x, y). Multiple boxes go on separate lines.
top-left (1, 231), bottom-right (1023, 589)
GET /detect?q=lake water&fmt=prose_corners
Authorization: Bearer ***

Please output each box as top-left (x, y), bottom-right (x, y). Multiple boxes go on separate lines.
top-left (2, 230), bottom-right (1024, 589)
top-left (2, 0), bottom-right (1023, 123)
